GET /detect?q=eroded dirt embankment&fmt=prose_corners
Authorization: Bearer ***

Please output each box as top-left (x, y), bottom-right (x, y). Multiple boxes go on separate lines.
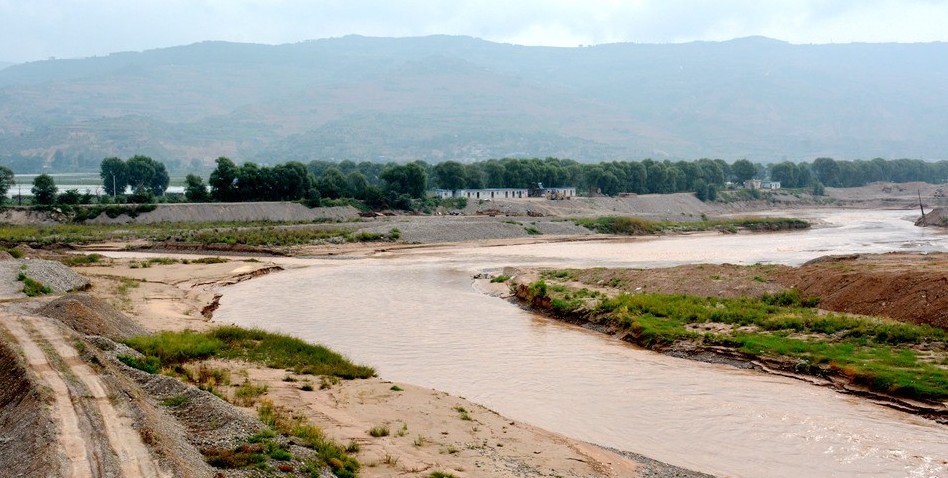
top-left (774, 253), bottom-right (948, 329)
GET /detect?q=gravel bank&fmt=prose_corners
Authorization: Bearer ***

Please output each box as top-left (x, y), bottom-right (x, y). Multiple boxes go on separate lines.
top-left (604, 447), bottom-right (717, 478)
top-left (87, 202), bottom-right (361, 224)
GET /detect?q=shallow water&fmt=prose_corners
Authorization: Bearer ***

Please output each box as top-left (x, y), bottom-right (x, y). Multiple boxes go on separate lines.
top-left (215, 209), bottom-right (948, 477)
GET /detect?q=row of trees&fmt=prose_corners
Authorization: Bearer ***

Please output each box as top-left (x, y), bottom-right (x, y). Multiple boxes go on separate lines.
top-left (0, 171), bottom-right (85, 207)
top-left (172, 156), bottom-right (945, 208)
top-left (182, 157), bottom-right (430, 209)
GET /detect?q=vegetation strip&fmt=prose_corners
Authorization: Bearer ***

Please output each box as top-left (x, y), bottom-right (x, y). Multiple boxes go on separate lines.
top-left (517, 269), bottom-right (947, 401)
top-left (122, 326), bottom-right (375, 379)
top-left (0, 221), bottom-right (400, 247)
top-left (574, 216), bottom-right (810, 235)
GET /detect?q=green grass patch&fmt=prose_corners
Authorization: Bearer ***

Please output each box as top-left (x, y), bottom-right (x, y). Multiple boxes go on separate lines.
top-left (16, 272), bottom-right (52, 296)
top-left (0, 220), bottom-right (365, 247)
top-left (122, 326), bottom-right (374, 379)
top-left (59, 253), bottom-right (104, 266)
top-left (117, 354), bottom-right (161, 374)
top-left (159, 394), bottom-right (190, 407)
top-left (574, 216), bottom-right (809, 235)
top-left (490, 274), bottom-right (511, 283)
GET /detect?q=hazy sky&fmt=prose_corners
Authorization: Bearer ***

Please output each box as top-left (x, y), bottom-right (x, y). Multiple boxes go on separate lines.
top-left (2, 0), bottom-right (947, 63)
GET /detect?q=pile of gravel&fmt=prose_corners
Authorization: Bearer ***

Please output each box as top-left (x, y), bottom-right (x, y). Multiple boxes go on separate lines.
top-left (0, 258), bottom-right (90, 298)
top-left (87, 202), bottom-right (360, 224)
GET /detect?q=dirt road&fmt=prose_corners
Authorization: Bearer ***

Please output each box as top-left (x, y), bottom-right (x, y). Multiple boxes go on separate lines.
top-left (1, 312), bottom-right (168, 477)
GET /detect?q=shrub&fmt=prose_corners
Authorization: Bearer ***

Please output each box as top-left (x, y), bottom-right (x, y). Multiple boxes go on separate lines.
top-left (368, 425), bottom-right (390, 437)
top-left (117, 354), bottom-right (160, 373)
top-left (160, 394), bottom-right (190, 407)
top-left (17, 273), bottom-right (52, 297)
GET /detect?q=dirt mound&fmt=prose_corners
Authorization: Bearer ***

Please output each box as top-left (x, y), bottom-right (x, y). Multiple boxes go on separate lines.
top-left (0, 336), bottom-right (58, 477)
top-left (916, 207), bottom-right (948, 227)
top-left (36, 293), bottom-right (148, 340)
top-left (775, 253), bottom-right (948, 329)
top-left (567, 263), bottom-right (790, 298)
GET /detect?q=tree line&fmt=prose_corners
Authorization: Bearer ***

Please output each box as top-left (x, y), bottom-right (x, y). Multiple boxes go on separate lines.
top-left (177, 156), bottom-right (947, 207)
top-left (1, 155), bottom-right (945, 208)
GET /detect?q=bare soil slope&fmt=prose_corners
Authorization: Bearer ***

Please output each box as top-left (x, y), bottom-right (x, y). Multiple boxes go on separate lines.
top-left (774, 253), bottom-right (948, 329)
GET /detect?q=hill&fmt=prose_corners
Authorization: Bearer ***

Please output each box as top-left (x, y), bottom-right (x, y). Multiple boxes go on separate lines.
top-left (1, 36), bottom-right (947, 171)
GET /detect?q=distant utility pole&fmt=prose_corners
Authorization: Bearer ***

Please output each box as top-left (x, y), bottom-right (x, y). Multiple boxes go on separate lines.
top-left (918, 190), bottom-right (925, 219)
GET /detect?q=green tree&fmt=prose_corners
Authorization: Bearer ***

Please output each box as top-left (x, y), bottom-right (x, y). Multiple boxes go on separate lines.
top-left (694, 178), bottom-right (708, 201)
top-left (57, 189), bottom-right (82, 205)
top-left (380, 162), bottom-right (428, 198)
top-left (125, 155), bottom-right (169, 196)
top-left (99, 157), bottom-right (129, 196)
top-left (209, 157), bottom-right (239, 202)
top-left (235, 162), bottom-right (265, 201)
top-left (811, 157), bottom-right (840, 187)
top-left (317, 167), bottom-right (349, 199)
top-left (31, 174), bottom-right (57, 206)
top-left (0, 166), bottom-right (14, 205)
top-left (731, 159), bottom-right (757, 183)
top-left (432, 161), bottom-right (467, 190)
top-left (272, 162), bottom-right (312, 200)
top-left (184, 174), bottom-right (209, 202)
top-left (346, 171), bottom-right (370, 200)
top-left (769, 161), bottom-right (800, 188)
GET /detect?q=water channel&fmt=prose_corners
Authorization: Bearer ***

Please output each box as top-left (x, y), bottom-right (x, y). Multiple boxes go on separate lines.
top-left (214, 209), bottom-right (947, 477)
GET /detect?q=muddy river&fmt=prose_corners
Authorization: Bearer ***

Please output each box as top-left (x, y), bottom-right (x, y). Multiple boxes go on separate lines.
top-left (215, 210), bottom-right (948, 477)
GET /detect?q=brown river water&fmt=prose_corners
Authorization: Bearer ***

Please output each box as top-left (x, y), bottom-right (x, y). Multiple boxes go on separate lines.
top-left (212, 210), bottom-right (948, 477)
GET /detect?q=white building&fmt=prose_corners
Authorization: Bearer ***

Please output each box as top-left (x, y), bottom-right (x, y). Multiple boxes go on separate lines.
top-left (432, 188), bottom-right (530, 199)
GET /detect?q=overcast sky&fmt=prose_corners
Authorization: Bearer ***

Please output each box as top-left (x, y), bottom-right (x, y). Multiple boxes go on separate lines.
top-left (2, 0), bottom-right (947, 63)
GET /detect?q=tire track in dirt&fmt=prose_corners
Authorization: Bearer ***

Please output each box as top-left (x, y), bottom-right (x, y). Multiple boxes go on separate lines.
top-left (2, 315), bottom-right (94, 478)
top-left (2, 314), bottom-right (169, 477)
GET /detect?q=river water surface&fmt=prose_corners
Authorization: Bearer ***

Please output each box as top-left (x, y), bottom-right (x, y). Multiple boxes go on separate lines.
top-left (215, 210), bottom-right (947, 477)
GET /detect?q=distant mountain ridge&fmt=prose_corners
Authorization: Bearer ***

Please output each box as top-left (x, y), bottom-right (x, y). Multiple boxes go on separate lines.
top-left (1, 35), bottom-right (946, 172)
